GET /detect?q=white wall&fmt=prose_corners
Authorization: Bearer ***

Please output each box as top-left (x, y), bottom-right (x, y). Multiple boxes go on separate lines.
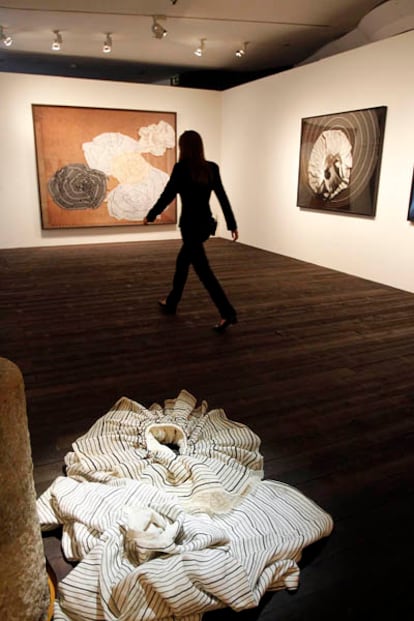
top-left (0, 73), bottom-right (222, 248)
top-left (221, 30), bottom-right (414, 294)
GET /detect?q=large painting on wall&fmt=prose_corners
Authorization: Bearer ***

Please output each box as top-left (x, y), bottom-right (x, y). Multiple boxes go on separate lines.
top-left (297, 106), bottom-right (387, 217)
top-left (32, 105), bottom-right (177, 229)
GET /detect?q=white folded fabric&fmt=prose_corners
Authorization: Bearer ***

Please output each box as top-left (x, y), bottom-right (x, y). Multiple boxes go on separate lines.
top-left (37, 390), bottom-right (333, 621)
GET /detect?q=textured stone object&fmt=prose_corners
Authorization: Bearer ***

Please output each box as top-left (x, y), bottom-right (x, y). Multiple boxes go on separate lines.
top-left (0, 357), bottom-right (49, 621)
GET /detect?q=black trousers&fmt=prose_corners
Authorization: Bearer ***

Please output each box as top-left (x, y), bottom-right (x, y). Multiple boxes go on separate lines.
top-left (166, 238), bottom-right (236, 318)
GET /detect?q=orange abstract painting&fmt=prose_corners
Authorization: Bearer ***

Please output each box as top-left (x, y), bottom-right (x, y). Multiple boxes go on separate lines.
top-left (32, 105), bottom-right (177, 229)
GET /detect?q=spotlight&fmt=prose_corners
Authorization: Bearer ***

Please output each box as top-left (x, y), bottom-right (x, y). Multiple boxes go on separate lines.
top-left (103, 32), bottom-right (112, 54)
top-left (152, 16), bottom-right (167, 39)
top-left (0, 25), bottom-right (13, 47)
top-left (52, 30), bottom-right (62, 51)
top-left (235, 41), bottom-right (249, 58)
top-left (194, 38), bottom-right (206, 57)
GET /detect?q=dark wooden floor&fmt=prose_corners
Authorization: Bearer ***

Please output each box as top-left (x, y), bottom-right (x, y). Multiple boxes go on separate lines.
top-left (1, 238), bottom-right (414, 620)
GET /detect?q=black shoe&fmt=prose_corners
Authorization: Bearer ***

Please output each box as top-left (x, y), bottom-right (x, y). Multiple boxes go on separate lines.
top-left (213, 316), bottom-right (238, 333)
top-left (158, 299), bottom-right (176, 315)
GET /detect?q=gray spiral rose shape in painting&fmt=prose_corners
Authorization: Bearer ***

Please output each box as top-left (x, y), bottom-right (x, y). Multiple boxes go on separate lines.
top-left (48, 163), bottom-right (107, 210)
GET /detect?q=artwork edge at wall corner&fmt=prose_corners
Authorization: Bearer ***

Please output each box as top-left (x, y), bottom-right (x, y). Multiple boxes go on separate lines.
top-left (407, 166), bottom-right (414, 222)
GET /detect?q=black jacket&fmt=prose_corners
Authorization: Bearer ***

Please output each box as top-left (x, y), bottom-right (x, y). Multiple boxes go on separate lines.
top-left (145, 161), bottom-right (237, 240)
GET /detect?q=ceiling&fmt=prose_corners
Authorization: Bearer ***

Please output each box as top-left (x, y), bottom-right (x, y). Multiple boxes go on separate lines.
top-left (0, 0), bottom-right (411, 89)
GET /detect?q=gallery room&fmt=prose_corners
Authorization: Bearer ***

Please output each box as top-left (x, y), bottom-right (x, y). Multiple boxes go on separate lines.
top-left (0, 1), bottom-right (413, 620)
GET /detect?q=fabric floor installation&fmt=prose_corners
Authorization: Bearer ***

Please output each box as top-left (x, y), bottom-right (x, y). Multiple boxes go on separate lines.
top-left (37, 390), bottom-right (334, 621)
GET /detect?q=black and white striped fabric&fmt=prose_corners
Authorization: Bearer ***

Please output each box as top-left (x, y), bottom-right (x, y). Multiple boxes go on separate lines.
top-left (61, 390), bottom-right (264, 515)
top-left (37, 390), bottom-right (333, 621)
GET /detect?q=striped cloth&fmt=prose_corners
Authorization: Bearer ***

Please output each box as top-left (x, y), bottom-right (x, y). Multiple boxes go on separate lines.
top-left (62, 390), bottom-right (264, 515)
top-left (37, 390), bottom-right (333, 621)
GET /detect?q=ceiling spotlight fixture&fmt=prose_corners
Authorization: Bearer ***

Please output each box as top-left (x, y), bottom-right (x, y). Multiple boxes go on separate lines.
top-left (103, 32), bottom-right (112, 54)
top-left (0, 25), bottom-right (13, 47)
top-left (235, 41), bottom-right (249, 58)
top-left (194, 38), bottom-right (206, 57)
top-left (52, 30), bottom-right (62, 52)
top-left (152, 16), bottom-right (167, 39)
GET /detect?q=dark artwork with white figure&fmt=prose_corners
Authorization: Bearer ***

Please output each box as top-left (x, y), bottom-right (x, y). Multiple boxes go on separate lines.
top-left (297, 107), bottom-right (387, 216)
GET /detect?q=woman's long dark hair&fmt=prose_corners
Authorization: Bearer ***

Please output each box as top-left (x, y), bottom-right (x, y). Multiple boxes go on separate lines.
top-left (179, 130), bottom-right (211, 183)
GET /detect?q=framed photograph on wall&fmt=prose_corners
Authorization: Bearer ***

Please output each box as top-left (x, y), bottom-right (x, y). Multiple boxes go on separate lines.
top-left (32, 105), bottom-right (177, 229)
top-left (408, 168), bottom-right (414, 222)
top-left (297, 106), bottom-right (387, 217)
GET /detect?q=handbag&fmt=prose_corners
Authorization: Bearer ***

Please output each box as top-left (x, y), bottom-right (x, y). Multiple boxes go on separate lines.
top-left (209, 216), bottom-right (217, 236)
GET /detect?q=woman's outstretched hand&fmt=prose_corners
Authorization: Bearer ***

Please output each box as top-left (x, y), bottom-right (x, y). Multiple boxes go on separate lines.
top-left (231, 229), bottom-right (239, 242)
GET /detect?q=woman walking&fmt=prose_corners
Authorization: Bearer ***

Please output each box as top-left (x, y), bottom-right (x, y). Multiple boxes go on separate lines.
top-left (144, 130), bottom-right (238, 332)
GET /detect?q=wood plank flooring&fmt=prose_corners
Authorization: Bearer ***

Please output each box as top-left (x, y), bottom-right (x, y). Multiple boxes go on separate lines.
top-left (1, 238), bottom-right (414, 620)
